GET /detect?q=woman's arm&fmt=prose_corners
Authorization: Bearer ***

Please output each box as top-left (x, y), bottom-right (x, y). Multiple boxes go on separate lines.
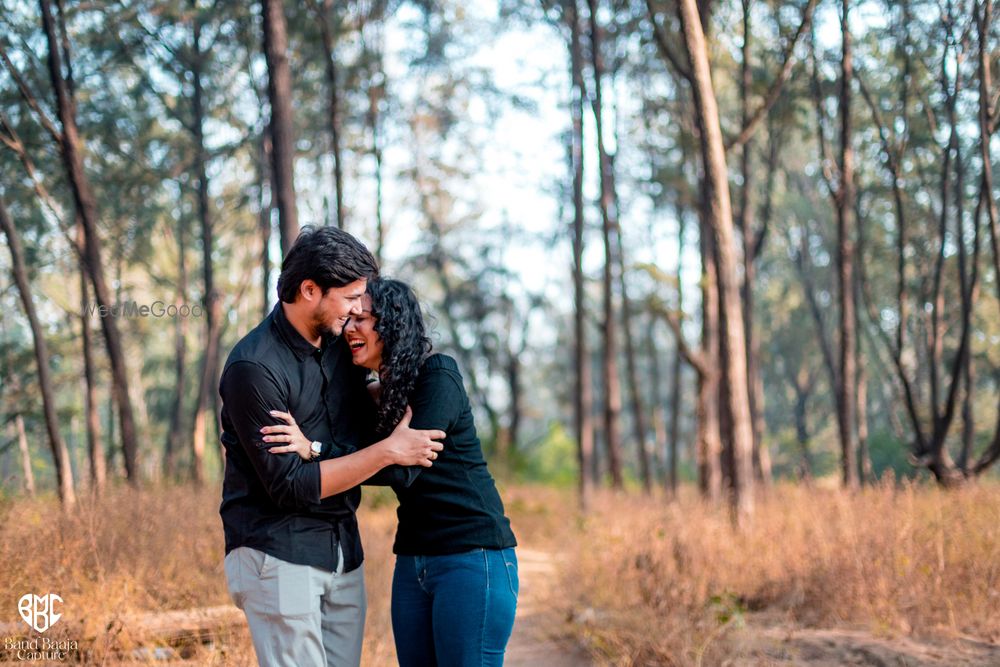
top-left (263, 407), bottom-right (444, 498)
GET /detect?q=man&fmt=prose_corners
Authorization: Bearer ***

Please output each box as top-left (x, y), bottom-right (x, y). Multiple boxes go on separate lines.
top-left (219, 226), bottom-right (445, 666)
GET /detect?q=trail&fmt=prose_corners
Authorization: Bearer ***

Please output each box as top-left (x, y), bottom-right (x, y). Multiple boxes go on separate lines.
top-left (506, 547), bottom-right (594, 666)
top-left (728, 621), bottom-right (1000, 666)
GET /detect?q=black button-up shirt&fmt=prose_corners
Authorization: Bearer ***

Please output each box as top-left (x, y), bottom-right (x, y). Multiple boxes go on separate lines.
top-left (219, 302), bottom-right (376, 572)
top-left (391, 354), bottom-right (517, 555)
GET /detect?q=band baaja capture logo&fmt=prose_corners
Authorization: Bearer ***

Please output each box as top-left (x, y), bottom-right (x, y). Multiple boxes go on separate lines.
top-left (18, 594), bottom-right (62, 633)
top-left (3, 593), bottom-right (78, 662)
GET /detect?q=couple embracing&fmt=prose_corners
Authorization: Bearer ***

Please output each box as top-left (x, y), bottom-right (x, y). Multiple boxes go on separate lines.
top-left (218, 226), bottom-right (518, 666)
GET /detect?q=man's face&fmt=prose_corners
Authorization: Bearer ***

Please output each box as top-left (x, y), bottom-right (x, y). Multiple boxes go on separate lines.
top-left (311, 279), bottom-right (367, 337)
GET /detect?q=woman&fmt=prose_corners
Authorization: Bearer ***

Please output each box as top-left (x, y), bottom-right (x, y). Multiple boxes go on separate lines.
top-left (266, 277), bottom-right (518, 667)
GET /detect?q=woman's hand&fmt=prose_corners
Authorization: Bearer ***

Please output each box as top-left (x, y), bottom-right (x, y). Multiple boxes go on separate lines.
top-left (261, 410), bottom-right (314, 461)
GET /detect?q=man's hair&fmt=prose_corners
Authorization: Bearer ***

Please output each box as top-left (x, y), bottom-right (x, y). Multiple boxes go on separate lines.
top-left (277, 226), bottom-right (379, 303)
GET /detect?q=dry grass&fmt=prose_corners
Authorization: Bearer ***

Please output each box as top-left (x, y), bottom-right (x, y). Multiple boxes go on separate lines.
top-left (560, 481), bottom-right (1000, 665)
top-left (0, 481), bottom-right (997, 665)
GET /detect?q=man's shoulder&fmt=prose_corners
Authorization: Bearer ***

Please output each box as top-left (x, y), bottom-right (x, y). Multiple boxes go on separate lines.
top-left (222, 317), bottom-right (282, 374)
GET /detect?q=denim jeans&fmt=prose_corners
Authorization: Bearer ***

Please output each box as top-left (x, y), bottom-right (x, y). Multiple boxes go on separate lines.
top-left (391, 547), bottom-right (518, 667)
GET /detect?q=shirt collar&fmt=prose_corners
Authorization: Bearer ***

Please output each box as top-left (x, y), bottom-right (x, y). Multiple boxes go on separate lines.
top-left (271, 301), bottom-right (330, 361)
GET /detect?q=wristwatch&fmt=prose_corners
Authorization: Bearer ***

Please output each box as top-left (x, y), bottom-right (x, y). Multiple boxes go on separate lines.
top-left (309, 441), bottom-right (322, 460)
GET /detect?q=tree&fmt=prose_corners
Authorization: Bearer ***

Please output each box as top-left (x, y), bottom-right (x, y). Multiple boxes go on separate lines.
top-left (262, 0), bottom-right (299, 254)
top-left (677, 0), bottom-right (755, 522)
top-left (0, 195), bottom-right (75, 507)
top-left (34, 0), bottom-right (141, 483)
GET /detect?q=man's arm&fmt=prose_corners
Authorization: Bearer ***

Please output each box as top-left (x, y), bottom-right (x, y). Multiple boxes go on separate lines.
top-left (317, 407), bottom-right (440, 497)
top-left (222, 363), bottom-right (444, 506)
top-left (220, 361), bottom-right (323, 509)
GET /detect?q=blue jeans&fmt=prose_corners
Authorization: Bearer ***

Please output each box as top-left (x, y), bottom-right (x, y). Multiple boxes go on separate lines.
top-left (391, 547), bottom-right (518, 667)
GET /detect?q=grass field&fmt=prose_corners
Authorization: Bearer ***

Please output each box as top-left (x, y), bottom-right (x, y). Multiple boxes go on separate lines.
top-left (1, 481), bottom-right (998, 665)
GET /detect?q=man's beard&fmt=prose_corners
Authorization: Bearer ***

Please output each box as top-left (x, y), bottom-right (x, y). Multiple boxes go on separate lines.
top-left (314, 312), bottom-right (344, 338)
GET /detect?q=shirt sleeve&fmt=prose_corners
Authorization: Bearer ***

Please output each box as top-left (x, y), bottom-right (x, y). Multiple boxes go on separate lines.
top-left (220, 360), bottom-right (321, 509)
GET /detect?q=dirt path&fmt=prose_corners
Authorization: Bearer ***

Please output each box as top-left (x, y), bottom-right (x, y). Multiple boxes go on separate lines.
top-left (506, 548), bottom-right (594, 666)
top-left (726, 621), bottom-right (1000, 666)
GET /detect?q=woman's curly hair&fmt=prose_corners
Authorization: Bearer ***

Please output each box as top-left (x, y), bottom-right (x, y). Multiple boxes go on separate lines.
top-left (368, 278), bottom-right (433, 436)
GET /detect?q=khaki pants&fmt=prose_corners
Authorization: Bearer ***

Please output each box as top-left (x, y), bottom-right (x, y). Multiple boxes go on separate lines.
top-left (224, 546), bottom-right (366, 667)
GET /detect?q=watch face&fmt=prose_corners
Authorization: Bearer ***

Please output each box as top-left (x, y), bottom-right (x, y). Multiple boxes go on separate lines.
top-left (311, 441), bottom-right (322, 454)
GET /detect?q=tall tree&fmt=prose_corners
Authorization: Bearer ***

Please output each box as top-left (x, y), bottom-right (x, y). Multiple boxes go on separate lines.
top-left (970, 0), bottom-right (1000, 475)
top-left (262, 0), bottom-right (299, 254)
top-left (189, 1), bottom-right (223, 485)
top-left (566, 0), bottom-right (595, 507)
top-left (834, 0), bottom-right (859, 490)
top-left (78, 220), bottom-right (105, 492)
top-left (35, 0), bottom-right (140, 483)
top-left (587, 0), bottom-right (624, 489)
top-left (677, 0), bottom-right (755, 521)
top-left (0, 195), bottom-right (75, 507)
top-left (308, 0), bottom-right (346, 229)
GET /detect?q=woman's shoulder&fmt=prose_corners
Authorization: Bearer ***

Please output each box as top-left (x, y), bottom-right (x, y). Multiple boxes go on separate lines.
top-left (417, 353), bottom-right (464, 387)
top-left (419, 352), bottom-right (460, 373)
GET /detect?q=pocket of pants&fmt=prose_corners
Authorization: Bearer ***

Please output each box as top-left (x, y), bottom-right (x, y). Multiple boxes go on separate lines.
top-left (503, 549), bottom-right (519, 599)
top-left (224, 551), bottom-right (243, 607)
top-left (237, 550), bottom-right (314, 618)
top-left (268, 558), bottom-right (314, 618)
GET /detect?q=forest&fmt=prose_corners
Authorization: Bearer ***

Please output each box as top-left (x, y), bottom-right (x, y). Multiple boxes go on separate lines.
top-left (1, 0), bottom-right (1000, 664)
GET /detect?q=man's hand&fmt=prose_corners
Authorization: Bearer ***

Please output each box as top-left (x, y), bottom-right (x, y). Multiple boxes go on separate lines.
top-left (382, 406), bottom-right (445, 467)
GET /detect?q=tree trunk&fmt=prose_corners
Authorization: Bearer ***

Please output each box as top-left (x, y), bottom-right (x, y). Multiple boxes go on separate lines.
top-left (0, 195), bottom-right (75, 507)
top-left (971, 0), bottom-right (1000, 476)
top-left (190, 8), bottom-right (221, 486)
top-left (697, 206), bottom-right (722, 504)
top-left (507, 344), bottom-right (522, 457)
top-left (78, 221), bottom-right (105, 492)
top-left (668, 209), bottom-right (687, 497)
top-left (262, 0), bottom-right (299, 255)
top-left (737, 0), bottom-right (769, 487)
top-left (645, 316), bottom-right (668, 487)
top-left (857, 358), bottom-right (872, 482)
top-left (259, 131), bottom-right (273, 318)
top-left (835, 0), bottom-right (861, 490)
top-left (678, 0), bottom-right (755, 522)
top-left (313, 0), bottom-right (345, 229)
top-left (367, 59), bottom-right (385, 265)
top-left (15, 414), bottom-right (36, 497)
top-left (164, 200), bottom-right (189, 478)
top-left (588, 0), bottom-right (624, 489)
top-left (792, 369), bottom-right (815, 480)
top-left (959, 342), bottom-right (977, 474)
top-left (39, 0), bottom-right (139, 484)
top-left (568, 0), bottom-right (594, 508)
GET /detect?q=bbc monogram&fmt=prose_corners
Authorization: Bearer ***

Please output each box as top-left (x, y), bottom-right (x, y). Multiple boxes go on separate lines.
top-left (17, 594), bottom-right (62, 633)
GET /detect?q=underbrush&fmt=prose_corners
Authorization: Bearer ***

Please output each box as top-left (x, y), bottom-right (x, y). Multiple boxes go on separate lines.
top-left (1, 481), bottom-right (996, 665)
top-left (561, 482), bottom-right (1000, 665)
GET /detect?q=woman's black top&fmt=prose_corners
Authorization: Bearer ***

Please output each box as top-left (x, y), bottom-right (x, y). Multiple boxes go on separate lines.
top-left (392, 353), bottom-right (517, 556)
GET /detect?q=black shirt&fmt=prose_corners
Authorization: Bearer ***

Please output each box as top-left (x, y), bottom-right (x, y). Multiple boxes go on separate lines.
top-left (392, 353), bottom-right (517, 555)
top-left (218, 302), bottom-right (376, 572)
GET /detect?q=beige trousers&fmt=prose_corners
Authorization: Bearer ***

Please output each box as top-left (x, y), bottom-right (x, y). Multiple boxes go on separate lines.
top-left (224, 546), bottom-right (366, 667)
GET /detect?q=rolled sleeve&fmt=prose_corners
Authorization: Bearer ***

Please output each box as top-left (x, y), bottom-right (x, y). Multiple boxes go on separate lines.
top-left (219, 361), bottom-right (321, 509)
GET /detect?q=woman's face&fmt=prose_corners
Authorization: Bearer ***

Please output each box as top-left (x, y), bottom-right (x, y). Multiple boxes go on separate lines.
top-left (344, 294), bottom-right (384, 371)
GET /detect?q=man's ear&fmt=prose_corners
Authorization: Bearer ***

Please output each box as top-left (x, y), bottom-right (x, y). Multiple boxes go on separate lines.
top-left (299, 279), bottom-right (318, 302)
